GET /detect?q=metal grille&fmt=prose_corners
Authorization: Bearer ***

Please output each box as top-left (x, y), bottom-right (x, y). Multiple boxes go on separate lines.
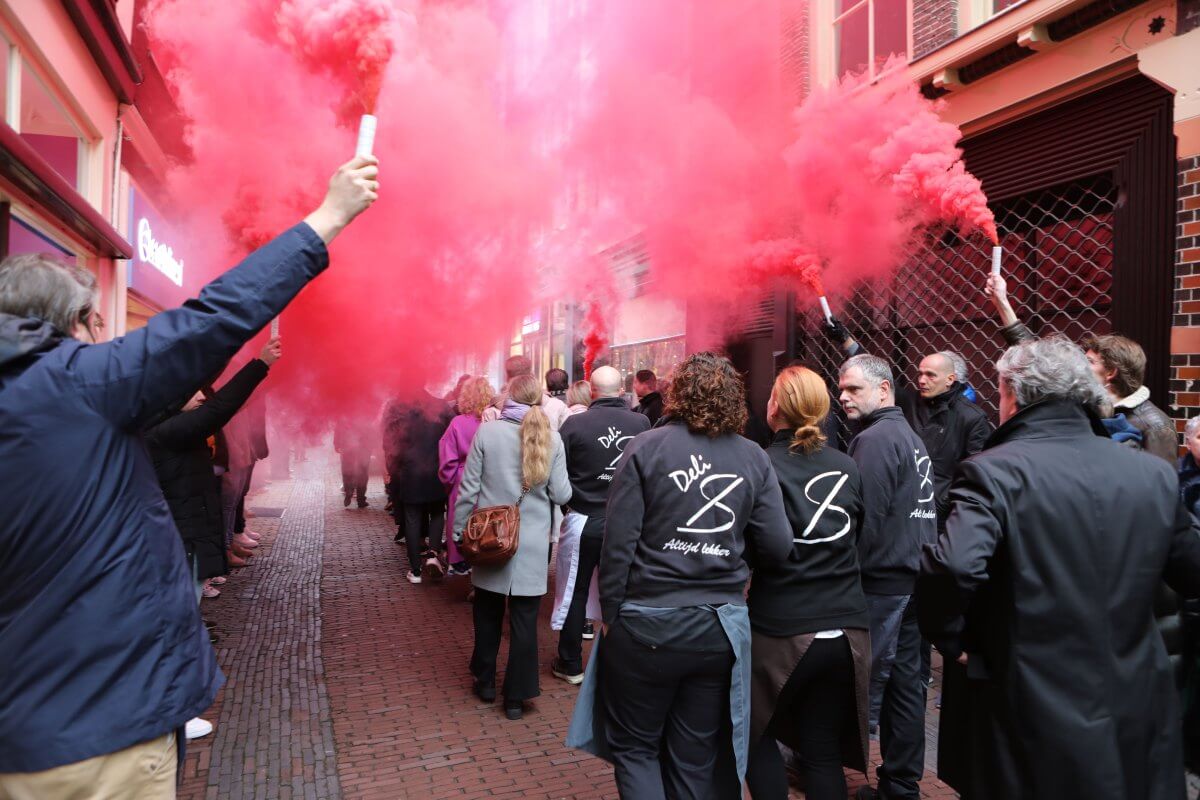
top-left (794, 174), bottom-right (1117, 438)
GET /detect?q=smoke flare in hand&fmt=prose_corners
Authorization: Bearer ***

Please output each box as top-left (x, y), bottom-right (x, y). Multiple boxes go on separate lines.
top-left (146, 0), bottom-right (1001, 430)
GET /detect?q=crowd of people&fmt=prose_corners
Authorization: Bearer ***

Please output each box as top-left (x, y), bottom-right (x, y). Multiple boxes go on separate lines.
top-left (368, 275), bottom-right (1200, 800)
top-left (328, 269), bottom-right (1200, 799)
top-left (2, 149), bottom-right (1200, 800)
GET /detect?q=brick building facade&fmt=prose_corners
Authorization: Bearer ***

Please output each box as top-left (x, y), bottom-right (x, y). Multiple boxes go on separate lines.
top-left (767, 0), bottom-right (1200, 453)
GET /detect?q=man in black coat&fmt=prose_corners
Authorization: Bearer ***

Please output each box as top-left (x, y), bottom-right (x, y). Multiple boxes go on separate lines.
top-left (823, 321), bottom-right (991, 520)
top-left (383, 390), bottom-right (453, 583)
top-left (918, 336), bottom-right (1200, 800)
top-left (633, 369), bottom-right (664, 427)
top-left (146, 338), bottom-right (282, 597)
top-left (839, 355), bottom-right (936, 800)
top-left (896, 352), bottom-right (991, 530)
top-left (552, 366), bottom-right (649, 683)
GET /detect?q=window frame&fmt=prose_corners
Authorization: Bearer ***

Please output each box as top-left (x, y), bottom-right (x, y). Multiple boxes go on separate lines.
top-left (831, 0), bottom-right (914, 82)
top-left (0, 24), bottom-right (99, 201)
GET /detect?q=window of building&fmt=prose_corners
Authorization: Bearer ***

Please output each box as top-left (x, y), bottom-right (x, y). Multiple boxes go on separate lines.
top-left (0, 37), bottom-right (9, 123)
top-left (834, 0), bottom-right (909, 79)
top-left (19, 59), bottom-right (85, 192)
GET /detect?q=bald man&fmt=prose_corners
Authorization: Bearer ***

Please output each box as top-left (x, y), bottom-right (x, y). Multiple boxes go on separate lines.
top-left (551, 366), bottom-right (651, 683)
top-left (897, 352), bottom-right (991, 531)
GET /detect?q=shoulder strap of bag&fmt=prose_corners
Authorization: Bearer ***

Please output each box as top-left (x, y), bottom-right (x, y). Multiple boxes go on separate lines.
top-left (514, 483), bottom-right (531, 508)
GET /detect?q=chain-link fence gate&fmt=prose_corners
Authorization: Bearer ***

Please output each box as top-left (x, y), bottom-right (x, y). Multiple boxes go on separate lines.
top-left (792, 174), bottom-right (1117, 444)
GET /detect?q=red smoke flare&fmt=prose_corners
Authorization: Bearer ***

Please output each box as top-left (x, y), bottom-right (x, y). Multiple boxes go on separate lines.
top-left (744, 239), bottom-right (825, 296)
top-left (146, 0), bottom-right (999, 433)
top-left (582, 309), bottom-right (607, 379)
top-left (274, 0), bottom-right (397, 117)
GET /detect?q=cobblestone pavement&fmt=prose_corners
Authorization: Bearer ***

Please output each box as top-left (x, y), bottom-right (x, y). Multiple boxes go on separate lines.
top-left (178, 446), bottom-right (978, 799)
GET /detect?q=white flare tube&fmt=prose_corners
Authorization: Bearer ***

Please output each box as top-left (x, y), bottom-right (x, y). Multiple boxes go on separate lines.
top-left (991, 245), bottom-right (1002, 276)
top-left (818, 296), bottom-right (832, 323)
top-left (270, 318), bottom-right (280, 338)
top-left (355, 114), bottom-right (377, 159)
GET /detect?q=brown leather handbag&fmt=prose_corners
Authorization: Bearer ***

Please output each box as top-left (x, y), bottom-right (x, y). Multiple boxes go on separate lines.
top-left (460, 485), bottom-right (530, 566)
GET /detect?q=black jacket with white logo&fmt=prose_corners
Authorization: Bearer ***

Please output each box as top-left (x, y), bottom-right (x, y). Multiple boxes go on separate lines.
top-left (559, 397), bottom-right (651, 536)
top-left (897, 382), bottom-right (992, 525)
top-left (748, 431), bottom-right (869, 636)
top-left (847, 405), bottom-right (937, 595)
top-left (599, 420), bottom-right (792, 624)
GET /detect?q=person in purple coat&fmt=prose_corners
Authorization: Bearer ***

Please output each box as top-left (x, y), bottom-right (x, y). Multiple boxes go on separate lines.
top-left (438, 376), bottom-right (495, 576)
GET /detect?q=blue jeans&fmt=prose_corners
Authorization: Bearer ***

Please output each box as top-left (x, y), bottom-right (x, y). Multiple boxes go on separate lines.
top-left (865, 593), bottom-right (925, 799)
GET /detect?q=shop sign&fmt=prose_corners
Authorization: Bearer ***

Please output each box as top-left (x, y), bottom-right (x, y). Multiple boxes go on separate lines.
top-left (136, 217), bottom-right (183, 286)
top-left (128, 184), bottom-right (191, 309)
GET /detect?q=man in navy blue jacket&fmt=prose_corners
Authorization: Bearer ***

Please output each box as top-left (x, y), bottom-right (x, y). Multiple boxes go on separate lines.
top-left (0, 156), bottom-right (377, 795)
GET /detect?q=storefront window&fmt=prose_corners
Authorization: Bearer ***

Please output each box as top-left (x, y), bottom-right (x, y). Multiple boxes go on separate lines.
top-left (20, 60), bottom-right (84, 191)
top-left (835, 0), bottom-right (908, 80)
top-left (608, 336), bottom-right (686, 388)
top-left (994, 0), bottom-right (1025, 12)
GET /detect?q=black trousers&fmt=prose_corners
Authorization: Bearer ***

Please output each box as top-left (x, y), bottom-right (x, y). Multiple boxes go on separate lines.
top-left (340, 451), bottom-right (369, 501)
top-left (878, 598), bottom-right (926, 799)
top-left (745, 636), bottom-right (854, 800)
top-left (235, 463), bottom-right (255, 534)
top-left (556, 535), bottom-right (602, 673)
top-left (400, 501), bottom-right (445, 573)
top-left (601, 620), bottom-right (734, 800)
top-left (470, 587), bottom-right (542, 702)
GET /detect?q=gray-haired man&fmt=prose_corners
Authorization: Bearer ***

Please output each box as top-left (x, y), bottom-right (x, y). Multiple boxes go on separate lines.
top-left (918, 337), bottom-right (1200, 800)
top-left (839, 354), bottom-right (936, 800)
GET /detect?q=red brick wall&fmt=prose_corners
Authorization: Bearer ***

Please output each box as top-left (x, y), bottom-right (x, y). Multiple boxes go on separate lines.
top-left (913, 0), bottom-right (958, 59)
top-left (1170, 155), bottom-right (1200, 448)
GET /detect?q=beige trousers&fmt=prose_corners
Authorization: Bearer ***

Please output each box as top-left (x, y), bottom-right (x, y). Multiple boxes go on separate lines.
top-left (0, 732), bottom-right (176, 800)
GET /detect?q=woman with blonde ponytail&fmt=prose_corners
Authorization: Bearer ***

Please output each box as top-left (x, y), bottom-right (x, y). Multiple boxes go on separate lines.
top-left (744, 366), bottom-right (871, 800)
top-left (452, 373), bottom-right (570, 721)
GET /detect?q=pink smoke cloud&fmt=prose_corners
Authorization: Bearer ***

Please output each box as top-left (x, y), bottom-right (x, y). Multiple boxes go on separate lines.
top-left (145, 0), bottom-right (997, 428)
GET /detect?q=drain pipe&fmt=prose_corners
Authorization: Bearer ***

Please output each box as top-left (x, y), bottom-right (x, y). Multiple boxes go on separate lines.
top-left (110, 104), bottom-right (128, 337)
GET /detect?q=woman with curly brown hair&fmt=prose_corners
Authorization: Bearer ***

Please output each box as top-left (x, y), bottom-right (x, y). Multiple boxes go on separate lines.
top-left (583, 352), bottom-right (792, 799)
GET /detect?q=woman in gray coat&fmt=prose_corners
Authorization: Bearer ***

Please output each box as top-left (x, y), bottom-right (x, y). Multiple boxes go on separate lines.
top-left (454, 373), bottom-right (571, 720)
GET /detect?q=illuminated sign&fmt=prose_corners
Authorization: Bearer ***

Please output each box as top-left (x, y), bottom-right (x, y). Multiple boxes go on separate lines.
top-left (137, 217), bottom-right (184, 286)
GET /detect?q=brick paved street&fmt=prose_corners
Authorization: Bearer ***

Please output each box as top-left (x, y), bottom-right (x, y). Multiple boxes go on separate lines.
top-left (179, 445), bottom-right (965, 799)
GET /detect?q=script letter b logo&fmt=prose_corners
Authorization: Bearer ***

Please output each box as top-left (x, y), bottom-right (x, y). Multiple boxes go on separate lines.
top-left (798, 471), bottom-right (851, 544)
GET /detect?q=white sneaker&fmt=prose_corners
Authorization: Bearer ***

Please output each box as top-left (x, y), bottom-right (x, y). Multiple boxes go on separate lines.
top-left (185, 717), bottom-right (214, 740)
top-left (406, 571), bottom-right (422, 584)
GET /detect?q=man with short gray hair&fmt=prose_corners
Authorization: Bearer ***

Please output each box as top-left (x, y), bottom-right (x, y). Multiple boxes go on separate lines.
top-left (0, 156), bottom-right (377, 795)
top-left (918, 336), bottom-right (1200, 799)
top-left (839, 354), bottom-right (936, 800)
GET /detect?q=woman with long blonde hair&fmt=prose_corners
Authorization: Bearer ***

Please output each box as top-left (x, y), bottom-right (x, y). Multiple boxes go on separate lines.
top-left (745, 366), bottom-right (870, 799)
top-left (453, 373), bottom-right (571, 720)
